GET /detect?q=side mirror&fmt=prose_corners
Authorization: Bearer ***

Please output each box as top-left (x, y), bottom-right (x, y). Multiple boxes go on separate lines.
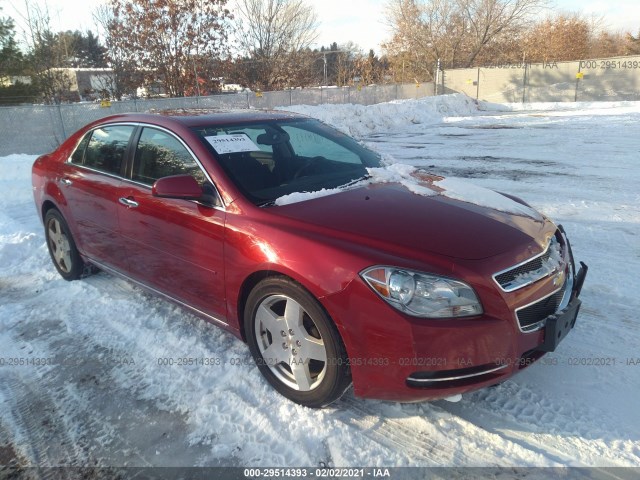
top-left (152, 175), bottom-right (203, 200)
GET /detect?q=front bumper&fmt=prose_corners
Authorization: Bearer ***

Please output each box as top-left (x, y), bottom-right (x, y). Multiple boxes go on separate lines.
top-left (323, 257), bottom-right (588, 403)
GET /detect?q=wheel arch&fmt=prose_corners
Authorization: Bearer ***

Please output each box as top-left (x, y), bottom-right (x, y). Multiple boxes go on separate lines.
top-left (236, 269), bottom-right (346, 348)
top-left (41, 199), bottom-right (58, 220)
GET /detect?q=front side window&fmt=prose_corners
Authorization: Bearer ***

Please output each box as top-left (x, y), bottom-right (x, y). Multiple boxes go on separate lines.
top-left (132, 128), bottom-right (205, 185)
top-left (193, 119), bottom-right (382, 205)
top-left (84, 125), bottom-right (135, 176)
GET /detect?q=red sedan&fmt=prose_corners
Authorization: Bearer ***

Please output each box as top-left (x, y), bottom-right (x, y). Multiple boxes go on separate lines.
top-left (32, 111), bottom-right (588, 407)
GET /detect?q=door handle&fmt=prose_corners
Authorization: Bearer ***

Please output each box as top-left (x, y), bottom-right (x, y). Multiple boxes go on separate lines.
top-left (59, 177), bottom-right (73, 186)
top-left (118, 197), bottom-right (139, 208)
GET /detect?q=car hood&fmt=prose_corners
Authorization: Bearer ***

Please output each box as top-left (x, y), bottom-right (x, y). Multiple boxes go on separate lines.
top-left (269, 180), bottom-right (549, 261)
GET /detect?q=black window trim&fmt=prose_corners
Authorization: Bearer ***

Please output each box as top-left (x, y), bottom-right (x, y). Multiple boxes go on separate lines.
top-left (66, 122), bottom-right (138, 180)
top-left (67, 121), bottom-right (225, 211)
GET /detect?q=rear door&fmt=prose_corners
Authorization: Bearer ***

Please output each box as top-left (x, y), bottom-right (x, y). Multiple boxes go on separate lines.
top-left (117, 126), bottom-right (227, 320)
top-left (61, 124), bottom-right (135, 271)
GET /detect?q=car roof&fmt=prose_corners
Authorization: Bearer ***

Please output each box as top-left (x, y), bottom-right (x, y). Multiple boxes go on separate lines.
top-left (95, 109), bottom-right (309, 129)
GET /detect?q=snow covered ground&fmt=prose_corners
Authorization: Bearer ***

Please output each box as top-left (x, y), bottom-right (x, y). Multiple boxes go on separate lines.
top-left (1, 95), bottom-right (639, 470)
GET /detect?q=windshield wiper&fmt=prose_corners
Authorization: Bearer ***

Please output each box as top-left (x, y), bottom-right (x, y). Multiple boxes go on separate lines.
top-left (343, 173), bottom-right (371, 187)
top-left (257, 173), bottom-right (370, 208)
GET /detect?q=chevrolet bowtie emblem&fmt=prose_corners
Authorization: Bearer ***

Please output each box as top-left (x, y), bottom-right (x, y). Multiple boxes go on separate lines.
top-left (553, 271), bottom-right (565, 287)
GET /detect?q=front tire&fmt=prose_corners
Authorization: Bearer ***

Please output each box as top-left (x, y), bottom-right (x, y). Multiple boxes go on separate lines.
top-left (44, 209), bottom-right (84, 280)
top-left (245, 277), bottom-right (351, 408)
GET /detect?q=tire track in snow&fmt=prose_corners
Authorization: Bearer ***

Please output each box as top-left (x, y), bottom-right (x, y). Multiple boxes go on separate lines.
top-left (0, 372), bottom-right (82, 472)
top-left (436, 384), bottom-right (639, 469)
top-left (1, 277), bottom-right (219, 467)
top-left (43, 273), bottom-right (317, 466)
top-left (337, 397), bottom-right (442, 464)
top-left (337, 396), bottom-right (544, 466)
top-left (340, 394), bottom-right (636, 473)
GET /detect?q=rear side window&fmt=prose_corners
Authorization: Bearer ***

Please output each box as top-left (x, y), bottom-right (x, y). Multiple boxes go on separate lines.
top-left (132, 127), bottom-right (205, 185)
top-left (84, 125), bottom-right (135, 175)
top-left (70, 133), bottom-right (90, 165)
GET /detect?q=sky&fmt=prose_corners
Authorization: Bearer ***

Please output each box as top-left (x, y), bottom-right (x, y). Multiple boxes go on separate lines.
top-left (3, 0), bottom-right (639, 54)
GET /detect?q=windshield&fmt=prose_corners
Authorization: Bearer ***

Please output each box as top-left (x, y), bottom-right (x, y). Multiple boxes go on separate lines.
top-left (192, 118), bottom-right (382, 205)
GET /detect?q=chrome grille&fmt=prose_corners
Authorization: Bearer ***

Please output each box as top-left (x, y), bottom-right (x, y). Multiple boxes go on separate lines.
top-left (494, 233), bottom-right (562, 292)
top-left (516, 288), bottom-right (565, 331)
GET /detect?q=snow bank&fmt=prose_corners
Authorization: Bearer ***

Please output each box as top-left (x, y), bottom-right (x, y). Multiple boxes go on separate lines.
top-left (278, 94), bottom-right (483, 137)
top-left (0, 154), bottom-right (38, 204)
top-left (484, 100), bottom-right (640, 115)
top-left (0, 154), bottom-right (49, 334)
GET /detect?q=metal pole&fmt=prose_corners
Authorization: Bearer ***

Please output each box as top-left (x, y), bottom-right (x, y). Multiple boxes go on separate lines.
top-left (522, 63), bottom-right (527, 104)
top-left (57, 104), bottom-right (67, 140)
top-left (323, 53), bottom-right (327, 86)
top-left (193, 58), bottom-right (201, 103)
top-left (476, 67), bottom-right (480, 100)
top-left (574, 61), bottom-right (582, 102)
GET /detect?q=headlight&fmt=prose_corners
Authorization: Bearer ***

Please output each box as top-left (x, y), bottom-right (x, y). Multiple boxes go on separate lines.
top-left (361, 266), bottom-right (483, 318)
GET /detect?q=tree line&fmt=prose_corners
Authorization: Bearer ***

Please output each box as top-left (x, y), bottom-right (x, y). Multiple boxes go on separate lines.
top-left (1, 0), bottom-right (639, 105)
top-left (385, 0), bottom-right (640, 81)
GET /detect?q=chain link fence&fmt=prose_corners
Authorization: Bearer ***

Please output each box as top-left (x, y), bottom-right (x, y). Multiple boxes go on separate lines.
top-left (443, 55), bottom-right (640, 104)
top-left (0, 83), bottom-right (433, 156)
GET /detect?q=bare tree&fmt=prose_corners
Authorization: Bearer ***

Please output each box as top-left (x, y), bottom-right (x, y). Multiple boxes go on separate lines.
top-left (93, 4), bottom-right (141, 99)
top-left (234, 0), bottom-right (318, 90)
top-left (103, 0), bottom-right (233, 97)
top-left (625, 31), bottom-right (640, 55)
top-left (335, 43), bottom-right (360, 86)
top-left (459, 0), bottom-right (547, 66)
top-left (522, 13), bottom-right (592, 63)
top-left (17, 0), bottom-right (74, 103)
top-left (385, 0), bottom-right (547, 69)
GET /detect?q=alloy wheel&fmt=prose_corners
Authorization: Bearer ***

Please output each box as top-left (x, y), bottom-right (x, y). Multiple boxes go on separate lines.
top-left (47, 217), bottom-right (73, 273)
top-left (254, 294), bottom-right (328, 391)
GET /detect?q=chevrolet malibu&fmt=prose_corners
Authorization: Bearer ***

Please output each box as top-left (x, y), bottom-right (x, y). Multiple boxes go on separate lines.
top-left (32, 111), bottom-right (588, 407)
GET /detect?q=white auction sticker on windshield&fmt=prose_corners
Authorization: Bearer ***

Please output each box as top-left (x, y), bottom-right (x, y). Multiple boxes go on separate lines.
top-left (205, 134), bottom-right (260, 154)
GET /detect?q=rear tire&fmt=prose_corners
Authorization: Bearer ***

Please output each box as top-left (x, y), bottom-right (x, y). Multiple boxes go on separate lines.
top-left (245, 277), bottom-right (351, 408)
top-left (44, 209), bottom-right (84, 281)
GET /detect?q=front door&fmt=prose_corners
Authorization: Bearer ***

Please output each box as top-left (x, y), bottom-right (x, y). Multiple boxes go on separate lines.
top-left (117, 126), bottom-right (227, 320)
